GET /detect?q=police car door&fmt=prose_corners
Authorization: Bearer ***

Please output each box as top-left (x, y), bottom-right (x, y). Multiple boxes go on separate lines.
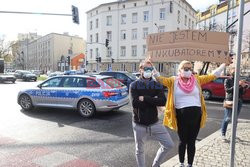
top-left (34, 77), bottom-right (63, 106)
top-left (56, 77), bottom-right (82, 108)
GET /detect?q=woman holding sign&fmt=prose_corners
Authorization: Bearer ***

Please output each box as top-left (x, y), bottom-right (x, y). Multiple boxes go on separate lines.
top-left (149, 59), bottom-right (230, 167)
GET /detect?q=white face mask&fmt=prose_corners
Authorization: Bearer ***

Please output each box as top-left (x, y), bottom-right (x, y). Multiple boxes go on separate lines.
top-left (143, 71), bottom-right (152, 79)
top-left (181, 70), bottom-right (192, 78)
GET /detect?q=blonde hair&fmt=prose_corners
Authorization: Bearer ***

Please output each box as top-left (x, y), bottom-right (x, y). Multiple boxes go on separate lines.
top-left (139, 60), bottom-right (153, 69)
top-left (178, 60), bottom-right (192, 72)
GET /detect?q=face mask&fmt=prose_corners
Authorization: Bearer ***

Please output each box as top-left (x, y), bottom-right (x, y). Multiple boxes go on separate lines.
top-left (143, 71), bottom-right (152, 79)
top-left (181, 70), bottom-right (192, 78)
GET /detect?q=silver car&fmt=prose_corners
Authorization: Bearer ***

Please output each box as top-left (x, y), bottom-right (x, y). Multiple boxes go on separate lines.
top-left (17, 75), bottom-right (129, 117)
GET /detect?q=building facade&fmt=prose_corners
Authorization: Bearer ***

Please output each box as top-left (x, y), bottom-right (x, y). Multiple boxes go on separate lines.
top-left (86, 0), bottom-right (196, 75)
top-left (16, 33), bottom-right (85, 73)
top-left (196, 0), bottom-right (250, 75)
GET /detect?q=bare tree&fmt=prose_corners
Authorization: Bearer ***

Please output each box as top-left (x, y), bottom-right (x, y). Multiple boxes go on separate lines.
top-left (0, 36), bottom-right (12, 60)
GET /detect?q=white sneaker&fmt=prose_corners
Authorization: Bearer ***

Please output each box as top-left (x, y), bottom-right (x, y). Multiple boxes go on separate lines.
top-left (221, 135), bottom-right (227, 141)
top-left (180, 163), bottom-right (185, 167)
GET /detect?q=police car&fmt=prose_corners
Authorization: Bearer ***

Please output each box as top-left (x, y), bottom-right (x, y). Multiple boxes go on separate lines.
top-left (17, 75), bottom-right (129, 117)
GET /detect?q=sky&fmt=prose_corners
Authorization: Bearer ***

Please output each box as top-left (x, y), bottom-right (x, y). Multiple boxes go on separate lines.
top-left (0, 0), bottom-right (218, 41)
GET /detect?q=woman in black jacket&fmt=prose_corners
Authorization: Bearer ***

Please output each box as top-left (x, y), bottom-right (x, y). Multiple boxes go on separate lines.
top-left (221, 67), bottom-right (248, 140)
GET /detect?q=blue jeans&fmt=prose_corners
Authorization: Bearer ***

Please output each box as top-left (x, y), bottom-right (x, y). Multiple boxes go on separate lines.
top-left (221, 100), bottom-right (242, 136)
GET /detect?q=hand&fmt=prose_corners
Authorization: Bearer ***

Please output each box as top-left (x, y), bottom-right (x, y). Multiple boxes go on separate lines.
top-left (139, 96), bottom-right (144, 101)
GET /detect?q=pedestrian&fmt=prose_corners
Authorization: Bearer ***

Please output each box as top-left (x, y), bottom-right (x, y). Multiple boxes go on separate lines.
top-left (130, 60), bottom-right (174, 167)
top-left (151, 59), bottom-right (230, 167)
top-left (221, 67), bottom-right (249, 140)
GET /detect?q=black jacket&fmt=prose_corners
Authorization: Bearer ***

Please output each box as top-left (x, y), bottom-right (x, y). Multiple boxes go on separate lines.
top-left (224, 77), bottom-right (246, 101)
top-left (129, 78), bottom-right (166, 126)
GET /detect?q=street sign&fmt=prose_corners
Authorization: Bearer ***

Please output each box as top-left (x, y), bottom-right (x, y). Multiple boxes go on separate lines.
top-left (147, 30), bottom-right (230, 63)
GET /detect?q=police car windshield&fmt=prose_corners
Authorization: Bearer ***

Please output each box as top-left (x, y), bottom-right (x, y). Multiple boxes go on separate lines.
top-left (102, 78), bottom-right (125, 88)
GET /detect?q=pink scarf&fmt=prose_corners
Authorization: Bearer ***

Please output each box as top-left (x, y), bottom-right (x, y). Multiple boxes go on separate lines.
top-left (177, 74), bottom-right (195, 93)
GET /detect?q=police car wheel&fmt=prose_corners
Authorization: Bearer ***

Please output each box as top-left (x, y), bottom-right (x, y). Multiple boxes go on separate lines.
top-left (19, 94), bottom-right (33, 111)
top-left (78, 99), bottom-right (95, 118)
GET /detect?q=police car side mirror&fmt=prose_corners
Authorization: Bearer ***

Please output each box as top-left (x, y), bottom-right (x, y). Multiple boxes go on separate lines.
top-left (37, 84), bottom-right (42, 89)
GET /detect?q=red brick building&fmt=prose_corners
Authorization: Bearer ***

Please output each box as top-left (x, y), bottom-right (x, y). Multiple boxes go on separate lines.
top-left (70, 53), bottom-right (85, 70)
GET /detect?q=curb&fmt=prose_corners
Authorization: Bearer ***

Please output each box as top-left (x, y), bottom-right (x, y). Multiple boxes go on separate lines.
top-left (161, 119), bottom-right (250, 167)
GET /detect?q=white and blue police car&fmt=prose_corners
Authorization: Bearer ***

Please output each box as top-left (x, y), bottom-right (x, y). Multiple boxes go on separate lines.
top-left (17, 75), bottom-right (129, 117)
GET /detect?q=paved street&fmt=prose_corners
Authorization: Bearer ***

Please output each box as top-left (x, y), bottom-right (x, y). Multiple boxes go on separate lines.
top-left (0, 81), bottom-right (250, 167)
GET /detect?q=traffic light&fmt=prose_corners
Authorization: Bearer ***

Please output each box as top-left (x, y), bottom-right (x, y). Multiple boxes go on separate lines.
top-left (86, 60), bottom-right (88, 65)
top-left (67, 56), bottom-right (71, 65)
top-left (96, 57), bottom-right (98, 62)
top-left (105, 39), bottom-right (109, 47)
top-left (98, 57), bottom-right (102, 63)
top-left (72, 5), bottom-right (79, 24)
top-left (111, 58), bottom-right (114, 63)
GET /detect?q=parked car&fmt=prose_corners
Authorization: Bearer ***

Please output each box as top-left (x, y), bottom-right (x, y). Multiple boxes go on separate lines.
top-left (64, 70), bottom-right (85, 75)
top-left (31, 70), bottom-right (42, 77)
top-left (201, 76), bottom-right (250, 101)
top-left (99, 71), bottom-right (137, 90)
top-left (0, 73), bottom-right (16, 83)
top-left (21, 71), bottom-right (37, 81)
top-left (132, 72), bottom-right (140, 79)
top-left (17, 75), bottom-right (129, 118)
top-left (48, 71), bottom-right (64, 77)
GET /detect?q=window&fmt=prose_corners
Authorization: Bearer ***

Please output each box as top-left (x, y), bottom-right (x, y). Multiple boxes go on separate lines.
top-left (41, 78), bottom-right (62, 87)
top-left (120, 46), bottom-right (126, 57)
top-left (132, 45), bottom-right (137, 57)
top-left (90, 35), bottom-right (93, 43)
top-left (159, 26), bottom-right (165, 32)
top-left (143, 28), bottom-right (148, 38)
top-left (63, 77), bottom-right (79, 87)
top-left (108, 7), bottom-right (111, 11)
top-left (123, 4), bottom-right (125, 8)
top-left (145, 1), bottom-right (148, 5)
top-left (102, 78), bottom-right (124, 88)
top-left (121, 30), bottom-right (126, 40)
top-left (107, 16), bottom-right (112, 26)
top-left (132, 29), bottom-right (137, 40)
top-left (188, 18), bottom-right (191, 28)
top-left (90, 21), bottom-right (93, 30)
top-left (86, 78), bottom-right (100, 88)
top-left (134, 3), bottom-right (137, 7)
top-left (107, 47), bottom-right (112, 57)
top-left (170, 1), bottom-right (173, 13)
top-left (158, 63), bottom-right (164, 72)
top-left (121, 14), bottom-right (126, 24)
top-left (185, 15), bottom-right (187, 26)
top-left (132, 13), bottom-right (138, 23)
top-left (95, 48), bottom-right (99, 57)
top-left (192, 21), bottom-right (194, 29)
top-left (107, 31), bottom-right (112, 41)
top-left (178, 10), bottom-right (180, 24)
top-left (116, 73), bottom-right (127, 80)
top-left (143, 45), bottom-right (147, 55)
top-left (96, 10), bottom-right (98, 14)
top-left (160, 8), bottom-right (166, 20)
top-left (90, 49), bottom-right (93, 58)
top-left (96, 19), bottom-right (99, 28)
top-left (95, 33), bottom-right (99, 43)
top-left (143, 11), bottom-right (149, 22)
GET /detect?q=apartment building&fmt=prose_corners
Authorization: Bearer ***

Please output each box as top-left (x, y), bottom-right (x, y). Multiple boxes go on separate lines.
top-left (86, 0), bottom-right (196, 75)
top-left (17, 33), bottom-right (85, 72)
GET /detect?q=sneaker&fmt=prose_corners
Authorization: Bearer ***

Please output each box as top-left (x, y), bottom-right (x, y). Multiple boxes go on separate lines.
top-left (179, 163), bottom-right (185, 167)
top-left (221, 134), bottom-right (226, 141)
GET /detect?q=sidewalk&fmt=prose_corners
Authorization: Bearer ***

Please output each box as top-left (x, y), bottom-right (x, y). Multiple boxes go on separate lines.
top-left (161, 119), bottom-right (250, 167)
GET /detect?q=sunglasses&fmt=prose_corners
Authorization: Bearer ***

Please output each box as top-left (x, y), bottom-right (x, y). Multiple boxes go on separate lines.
top-left (183, 67), bottom-right (193, 71)
top-left (143, 67), bottom-right (154, 71)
